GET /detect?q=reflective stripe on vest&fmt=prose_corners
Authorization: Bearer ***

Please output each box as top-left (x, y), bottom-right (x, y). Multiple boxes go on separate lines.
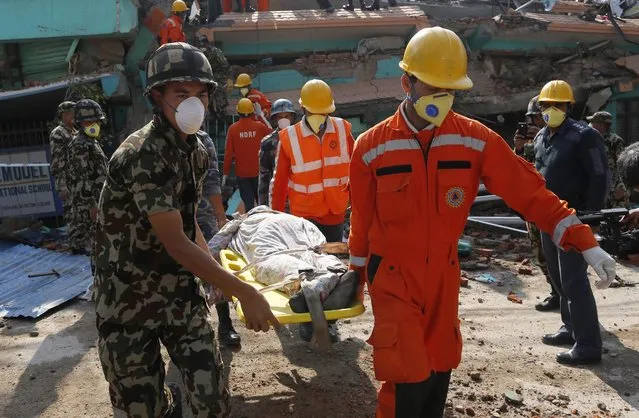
top-left (288, 176), bottom-right (349, 194)
top-left (430, 134), bottom-right (486, 152)
top-left (287, 118), bottom-right (350, 174)
top-left (362, 134), bottom-right (486, 166)
top-left (362, 138), bottom-right (420, 166)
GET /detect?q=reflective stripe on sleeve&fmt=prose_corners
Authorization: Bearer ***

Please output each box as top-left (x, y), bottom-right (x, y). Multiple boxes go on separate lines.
top-left (552, 214), bottom-right (581, 247)
top-left (350, 256), bottom-right (367, 267)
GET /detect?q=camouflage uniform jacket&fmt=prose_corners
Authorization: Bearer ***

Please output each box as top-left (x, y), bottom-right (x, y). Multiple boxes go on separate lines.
top-left (513, 124), bottom-right (541, 163)
top-left (67, 132), bottom-right (108, 208)
top-left (93, 120), bottom-right (209, 326)
top-left (603, 131), bottom-right (629, 207)
top-left (49, 123), bottom-right (76, 194)
top-left (258, 128), bottom-right (279, 206)
top-left (204, 46), bottom-right (231, 117)
top-left (196, 130), bottom-right (222, 240)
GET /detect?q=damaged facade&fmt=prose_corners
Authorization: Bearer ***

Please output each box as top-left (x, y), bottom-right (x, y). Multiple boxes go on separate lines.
top-left (196, 1), bottom-right (639, 144)
top-left (2, 0), bottom-right (639, 220)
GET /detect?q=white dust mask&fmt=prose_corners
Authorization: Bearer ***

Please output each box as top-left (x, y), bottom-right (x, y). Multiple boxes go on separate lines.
top-left (175, 97), bottom-right (205, 135)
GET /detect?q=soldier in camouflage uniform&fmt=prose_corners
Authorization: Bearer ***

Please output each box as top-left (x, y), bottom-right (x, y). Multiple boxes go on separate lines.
top-left (93, 42), bottom-right (277, 418)
top-left (198, 36), bottom-right (231, 120)
top-left (514, 96), bottom-right (560, 311)
top-left (587, 111), bottom-right (629, 209)
top-left (66, 99), bottom-right (108, 255)
top-left (196, 129), bottom-right (242, 347)
top-left (258, 98), bottom-right (296, 206)
top-left (49, 101), bottom-right (77, 242)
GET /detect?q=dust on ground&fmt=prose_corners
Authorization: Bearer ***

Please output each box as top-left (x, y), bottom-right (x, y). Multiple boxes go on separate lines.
top-left (1, 236), bottom-right (639, 418)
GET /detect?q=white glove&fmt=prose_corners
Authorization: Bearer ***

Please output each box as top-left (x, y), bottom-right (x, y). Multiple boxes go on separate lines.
top-left (582, 247), bottom-right (616, 289)
top-left (253, 102), bottom-right (263, 116)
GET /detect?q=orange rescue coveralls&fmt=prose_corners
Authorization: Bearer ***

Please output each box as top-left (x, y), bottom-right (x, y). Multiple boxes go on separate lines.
top-left (158, 15), bottom-right (186, 45)
top-left (270, 116), bottom-right (354, 226)
top-left (348, 104), bottom-right (599, 417)
top-left (223, 117), bottom-right (273, 178)
top-left (246, 88), bottom-right (272, 126)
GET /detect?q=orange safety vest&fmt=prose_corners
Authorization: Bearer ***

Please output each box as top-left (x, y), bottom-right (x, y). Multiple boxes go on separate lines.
top-left (271, 117), bottom-right (354, 224)
top-left (159, 15), bottom-right (185, 45)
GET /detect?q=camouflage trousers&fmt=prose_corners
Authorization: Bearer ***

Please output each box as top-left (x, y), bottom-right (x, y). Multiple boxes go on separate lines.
top-left (526, 222), bottom-right (552, 283)
top-left (97, 302), bottom-right (230, 417)
top-left (62, 200), bottom-right (76, 244)
top-left (67, 204), bottom-right (97, 254)
top-left (607, 182), bottom-right (630, 209)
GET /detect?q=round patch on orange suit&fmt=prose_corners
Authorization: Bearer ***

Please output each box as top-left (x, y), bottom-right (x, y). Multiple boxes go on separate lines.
top-left (329, 140), bottom-right (338, 149)
top-left (446, 187), bottom-right (465, 208)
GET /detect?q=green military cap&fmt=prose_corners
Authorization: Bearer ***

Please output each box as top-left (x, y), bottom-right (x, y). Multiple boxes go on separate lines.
top-left (57, 101), bottom-right (76, 112)
top-left (587, 111), bottom-right (613, 124)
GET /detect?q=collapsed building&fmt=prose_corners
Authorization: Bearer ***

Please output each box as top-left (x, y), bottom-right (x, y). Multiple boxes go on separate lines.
top-left (1, 0), bottom-right (639, 221)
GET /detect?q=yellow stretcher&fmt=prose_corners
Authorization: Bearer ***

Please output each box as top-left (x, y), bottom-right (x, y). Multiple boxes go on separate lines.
top-left (219, 249), bottom-right (366, 325)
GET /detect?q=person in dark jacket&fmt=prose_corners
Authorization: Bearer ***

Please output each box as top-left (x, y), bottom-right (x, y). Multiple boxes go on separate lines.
top-left (534, 80), bottom-right (609, 366)
top-left (258, 98), bottom-right (296, 206)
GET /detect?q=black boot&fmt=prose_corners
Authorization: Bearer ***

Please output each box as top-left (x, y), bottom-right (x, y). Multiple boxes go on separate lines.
top-left (388, 0), bottom-right (398, 6)
top-left (343, 0), bottom-right (354, 10)
top-left (366, 0), bottom-right (380, 10)
top-left (216, 302), bottom-right (241, 346)
top-left (535, 294), bottom-right (560, 312)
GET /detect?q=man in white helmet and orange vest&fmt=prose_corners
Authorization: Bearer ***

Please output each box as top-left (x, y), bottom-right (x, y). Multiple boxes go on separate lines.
top-left (270, 79), bottom-right (355, 342)
top-left (348, 27), bottom-right (617, 417)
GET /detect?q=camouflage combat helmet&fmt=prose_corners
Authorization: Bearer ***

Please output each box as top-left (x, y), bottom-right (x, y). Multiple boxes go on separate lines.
top-left (526, 95), bottom-right (541, 116)
top-left (145, 42), bottom-right (218, 95)
top-left (57, 101), bottom-right (76, 114)
top-left (74, 99), bottom-right (106, 124)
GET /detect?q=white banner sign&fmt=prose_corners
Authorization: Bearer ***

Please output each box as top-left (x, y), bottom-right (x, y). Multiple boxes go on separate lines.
top-left (0, 148), bottom-right (58, 218)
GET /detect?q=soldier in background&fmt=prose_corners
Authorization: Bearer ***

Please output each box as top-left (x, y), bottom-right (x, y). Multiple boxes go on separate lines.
top-left (199, 37), bottom-right (231, 120)
top-left (67, 99), bottom-right (108, 255)
top-left (196, 129), bottom-right (242, 347)
top-left (587, 111), bottom-right (629, 209)
top-left (258, 98), bottom-right (296, 206)
top-left (514, 96), bottom-right (560, 312)
top-left (49, 101), bottom-right (76, 241)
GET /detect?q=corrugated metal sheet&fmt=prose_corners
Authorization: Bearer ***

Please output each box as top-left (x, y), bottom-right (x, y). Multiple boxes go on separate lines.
top-left (0, 243), bottom-right (93, 318)
top-left (19, 39), bottom-right (73, 82)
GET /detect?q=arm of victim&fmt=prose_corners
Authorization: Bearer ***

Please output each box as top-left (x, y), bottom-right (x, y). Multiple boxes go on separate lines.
top-left (148, 210), bottom-right (279, 332)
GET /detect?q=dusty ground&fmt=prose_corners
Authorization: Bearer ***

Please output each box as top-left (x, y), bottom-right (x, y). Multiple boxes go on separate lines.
top-left (1, 236), bottom-right (639, 418)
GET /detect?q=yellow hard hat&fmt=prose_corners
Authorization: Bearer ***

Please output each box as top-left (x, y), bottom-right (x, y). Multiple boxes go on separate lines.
top-left (399, 26), bottom-right (473, 90)
top-left (537, 80), bottom-right (575, 104)
top-left (234, 73), bottom-right (252, 88)
top-left (299, 79), bottom-right (335, 114)
top-left (172, 0), bottom-right (189, 12)
top-left (236, 98), bottom-right (254, 114)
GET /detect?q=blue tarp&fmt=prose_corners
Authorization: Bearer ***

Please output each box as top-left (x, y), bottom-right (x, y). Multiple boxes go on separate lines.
top-left (0, 242), bottom-right (92, 318)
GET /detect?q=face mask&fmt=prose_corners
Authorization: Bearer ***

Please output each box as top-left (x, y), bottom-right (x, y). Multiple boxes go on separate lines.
top-left (174, 97), bottom-right (205, 135)
top-left (277, 118), bottom-right (291, 130)
top-left (542, 107), bottom-right (567, 128)
top-left (410, 92), bottom-right (454, 127)
top-left (240, 88), bottom-right (249, 97)
top-left (306, 114), bottom-right (327, 134)
top-left (84, 123), bottom-right (101, 138)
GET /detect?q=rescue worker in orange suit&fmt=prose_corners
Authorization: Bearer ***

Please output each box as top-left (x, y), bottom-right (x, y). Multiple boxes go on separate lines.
top-left (234, 73), bottom-right (272, 128)
top-left (223, 98), bottom-right (272, 212)
top-left (270, 79), bottom-right (355, 342)
top-left (159, 0), bottom-right (188, 45)
top-left (348, 27), bottom-right (617, 418)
